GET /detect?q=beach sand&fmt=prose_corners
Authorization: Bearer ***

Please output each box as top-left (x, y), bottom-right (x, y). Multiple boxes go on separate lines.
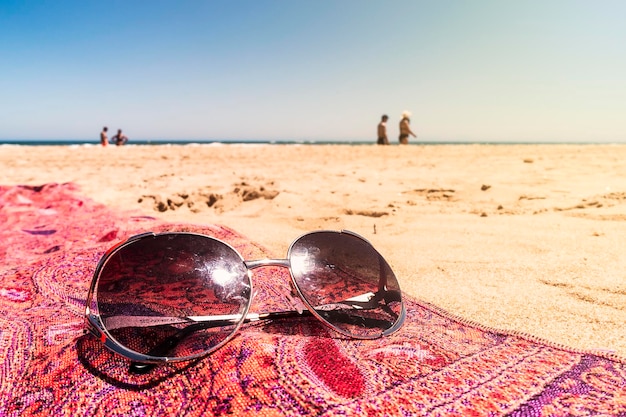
top-left (2, 143), bottom-right (625, 357)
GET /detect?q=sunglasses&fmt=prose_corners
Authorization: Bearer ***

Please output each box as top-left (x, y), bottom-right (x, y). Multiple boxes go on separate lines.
top-left (85, 230), bottom-right (405, 370)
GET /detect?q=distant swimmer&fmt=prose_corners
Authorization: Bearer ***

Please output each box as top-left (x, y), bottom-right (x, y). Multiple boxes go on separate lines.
top-left (377, 115), bottom-right (389, 145)
top-left (100, 126), bottom-right (108, 147)
top-left (112, 129), bottom-right (128, 146)
top-left (398, 111), bottom-right (416, 144)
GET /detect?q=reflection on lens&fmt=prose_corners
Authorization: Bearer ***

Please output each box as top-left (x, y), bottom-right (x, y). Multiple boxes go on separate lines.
top-left (288, 231), bottom-right (404, 339)
top-left (94, 233), bottom-right (251, 361)
top-left (290, 246), bottom-right (317, 278)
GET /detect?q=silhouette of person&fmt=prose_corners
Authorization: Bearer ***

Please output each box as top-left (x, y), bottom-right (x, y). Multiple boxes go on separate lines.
top-left (377, 115), bottom-right (389, 145)
top-left (100, 127), bottom-right (108, 147)
top-left (112, 129), bottom-right (128, 146)
top-left (399, 111), bottom-right (416, 144)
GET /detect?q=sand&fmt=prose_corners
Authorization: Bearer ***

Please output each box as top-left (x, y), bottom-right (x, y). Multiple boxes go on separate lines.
top-left (1, 143), bottom-right (625, 357)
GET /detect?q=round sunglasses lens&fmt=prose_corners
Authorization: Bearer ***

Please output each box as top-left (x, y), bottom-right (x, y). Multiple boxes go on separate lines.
top-left (94, 233), bottom-right (251, 360)
top-left (288, 231), bottom-right (403, 338)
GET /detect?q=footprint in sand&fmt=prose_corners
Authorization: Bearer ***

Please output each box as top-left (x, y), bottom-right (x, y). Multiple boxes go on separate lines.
top-left (539, 279), bottom-right (626, 311)
top-left (343, 209), bottom-right (388, 218)
top-left (138, 191), bottom-right (222, 213)
top-left (554, 191), bottom-right (626, 213)
top-left (138, 181), bottom-right (279, 213)
top-left (234, 181), bottom-right (280, 202)
top-left (402, 188), bottom-right (456, 201)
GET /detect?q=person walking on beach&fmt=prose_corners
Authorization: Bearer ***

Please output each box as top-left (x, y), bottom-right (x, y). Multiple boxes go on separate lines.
top-left (100, 126), bottom-right (108, 147)
top-left (399, 111), bottom-right (416, 144)
top-left (112, 129), bottom-right (128, 146)
top-left (377, 115), bottom-right (389, 145)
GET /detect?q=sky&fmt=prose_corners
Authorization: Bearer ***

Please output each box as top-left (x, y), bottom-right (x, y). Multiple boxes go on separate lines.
top-left (1, 0), bottom-right (625, 143)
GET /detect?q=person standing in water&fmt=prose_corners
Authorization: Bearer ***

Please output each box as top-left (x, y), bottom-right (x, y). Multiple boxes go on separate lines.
top-left (398, 111), bottom-right (416, 144)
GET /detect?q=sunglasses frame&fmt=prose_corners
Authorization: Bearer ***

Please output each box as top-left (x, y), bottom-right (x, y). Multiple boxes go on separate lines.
top-left (85, 230), bottom-right (405, 365)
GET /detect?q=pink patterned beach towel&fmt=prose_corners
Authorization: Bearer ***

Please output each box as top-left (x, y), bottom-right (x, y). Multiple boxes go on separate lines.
top-left (0, 183), bottom-right (624, 416)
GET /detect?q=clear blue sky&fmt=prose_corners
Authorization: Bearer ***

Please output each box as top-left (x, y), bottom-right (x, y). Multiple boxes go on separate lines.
top-left (1, 1), bottom-right (625, 142)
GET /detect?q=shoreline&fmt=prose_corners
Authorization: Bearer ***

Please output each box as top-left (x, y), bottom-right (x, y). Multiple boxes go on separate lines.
top-left (3, 140), bottom-right (626, 147)
top-left (2, 143), bottom-right (625, 357)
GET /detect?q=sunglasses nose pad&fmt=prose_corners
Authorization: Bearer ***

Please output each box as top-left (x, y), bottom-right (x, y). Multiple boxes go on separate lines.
top-left (286, 285), bottom-right (307, 314)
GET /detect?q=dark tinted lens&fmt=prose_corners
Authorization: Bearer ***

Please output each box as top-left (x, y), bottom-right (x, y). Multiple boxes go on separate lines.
top-left (288, 231), bottom-right (403, 338)
top-left (95, 233), bottom-right (251, 360)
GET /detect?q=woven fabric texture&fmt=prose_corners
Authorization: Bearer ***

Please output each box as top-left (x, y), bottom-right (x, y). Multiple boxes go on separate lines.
top-left (1, 183), bottom-right (625, 416)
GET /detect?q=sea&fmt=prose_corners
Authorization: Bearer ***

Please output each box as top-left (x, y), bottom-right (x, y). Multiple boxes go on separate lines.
top-left (0, 139), bottom-right (616, 146)
top-left (1, 139), bottom-right (373, 146)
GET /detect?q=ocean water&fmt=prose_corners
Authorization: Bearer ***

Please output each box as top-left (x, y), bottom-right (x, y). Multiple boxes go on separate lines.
top-left (1, 138), bottom-right (370, 146)
top-left (0, 138), bottom-right (612, 146)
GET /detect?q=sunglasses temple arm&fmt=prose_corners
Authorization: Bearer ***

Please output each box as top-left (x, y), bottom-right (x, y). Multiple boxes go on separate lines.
top-left (128, 309), bottom-right (313, 374)
top-left (321, 309), bottom-right (398, 330)
top-left (129, 290), bottom-right (400, 375)
top-left (191, 310), bottom-right (313, 325)
top-left (105, 309), bottom-right (313, 331)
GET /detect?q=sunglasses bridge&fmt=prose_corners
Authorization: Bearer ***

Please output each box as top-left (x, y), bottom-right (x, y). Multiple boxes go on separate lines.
top-left (244, 258), bottom-right (291, 269)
